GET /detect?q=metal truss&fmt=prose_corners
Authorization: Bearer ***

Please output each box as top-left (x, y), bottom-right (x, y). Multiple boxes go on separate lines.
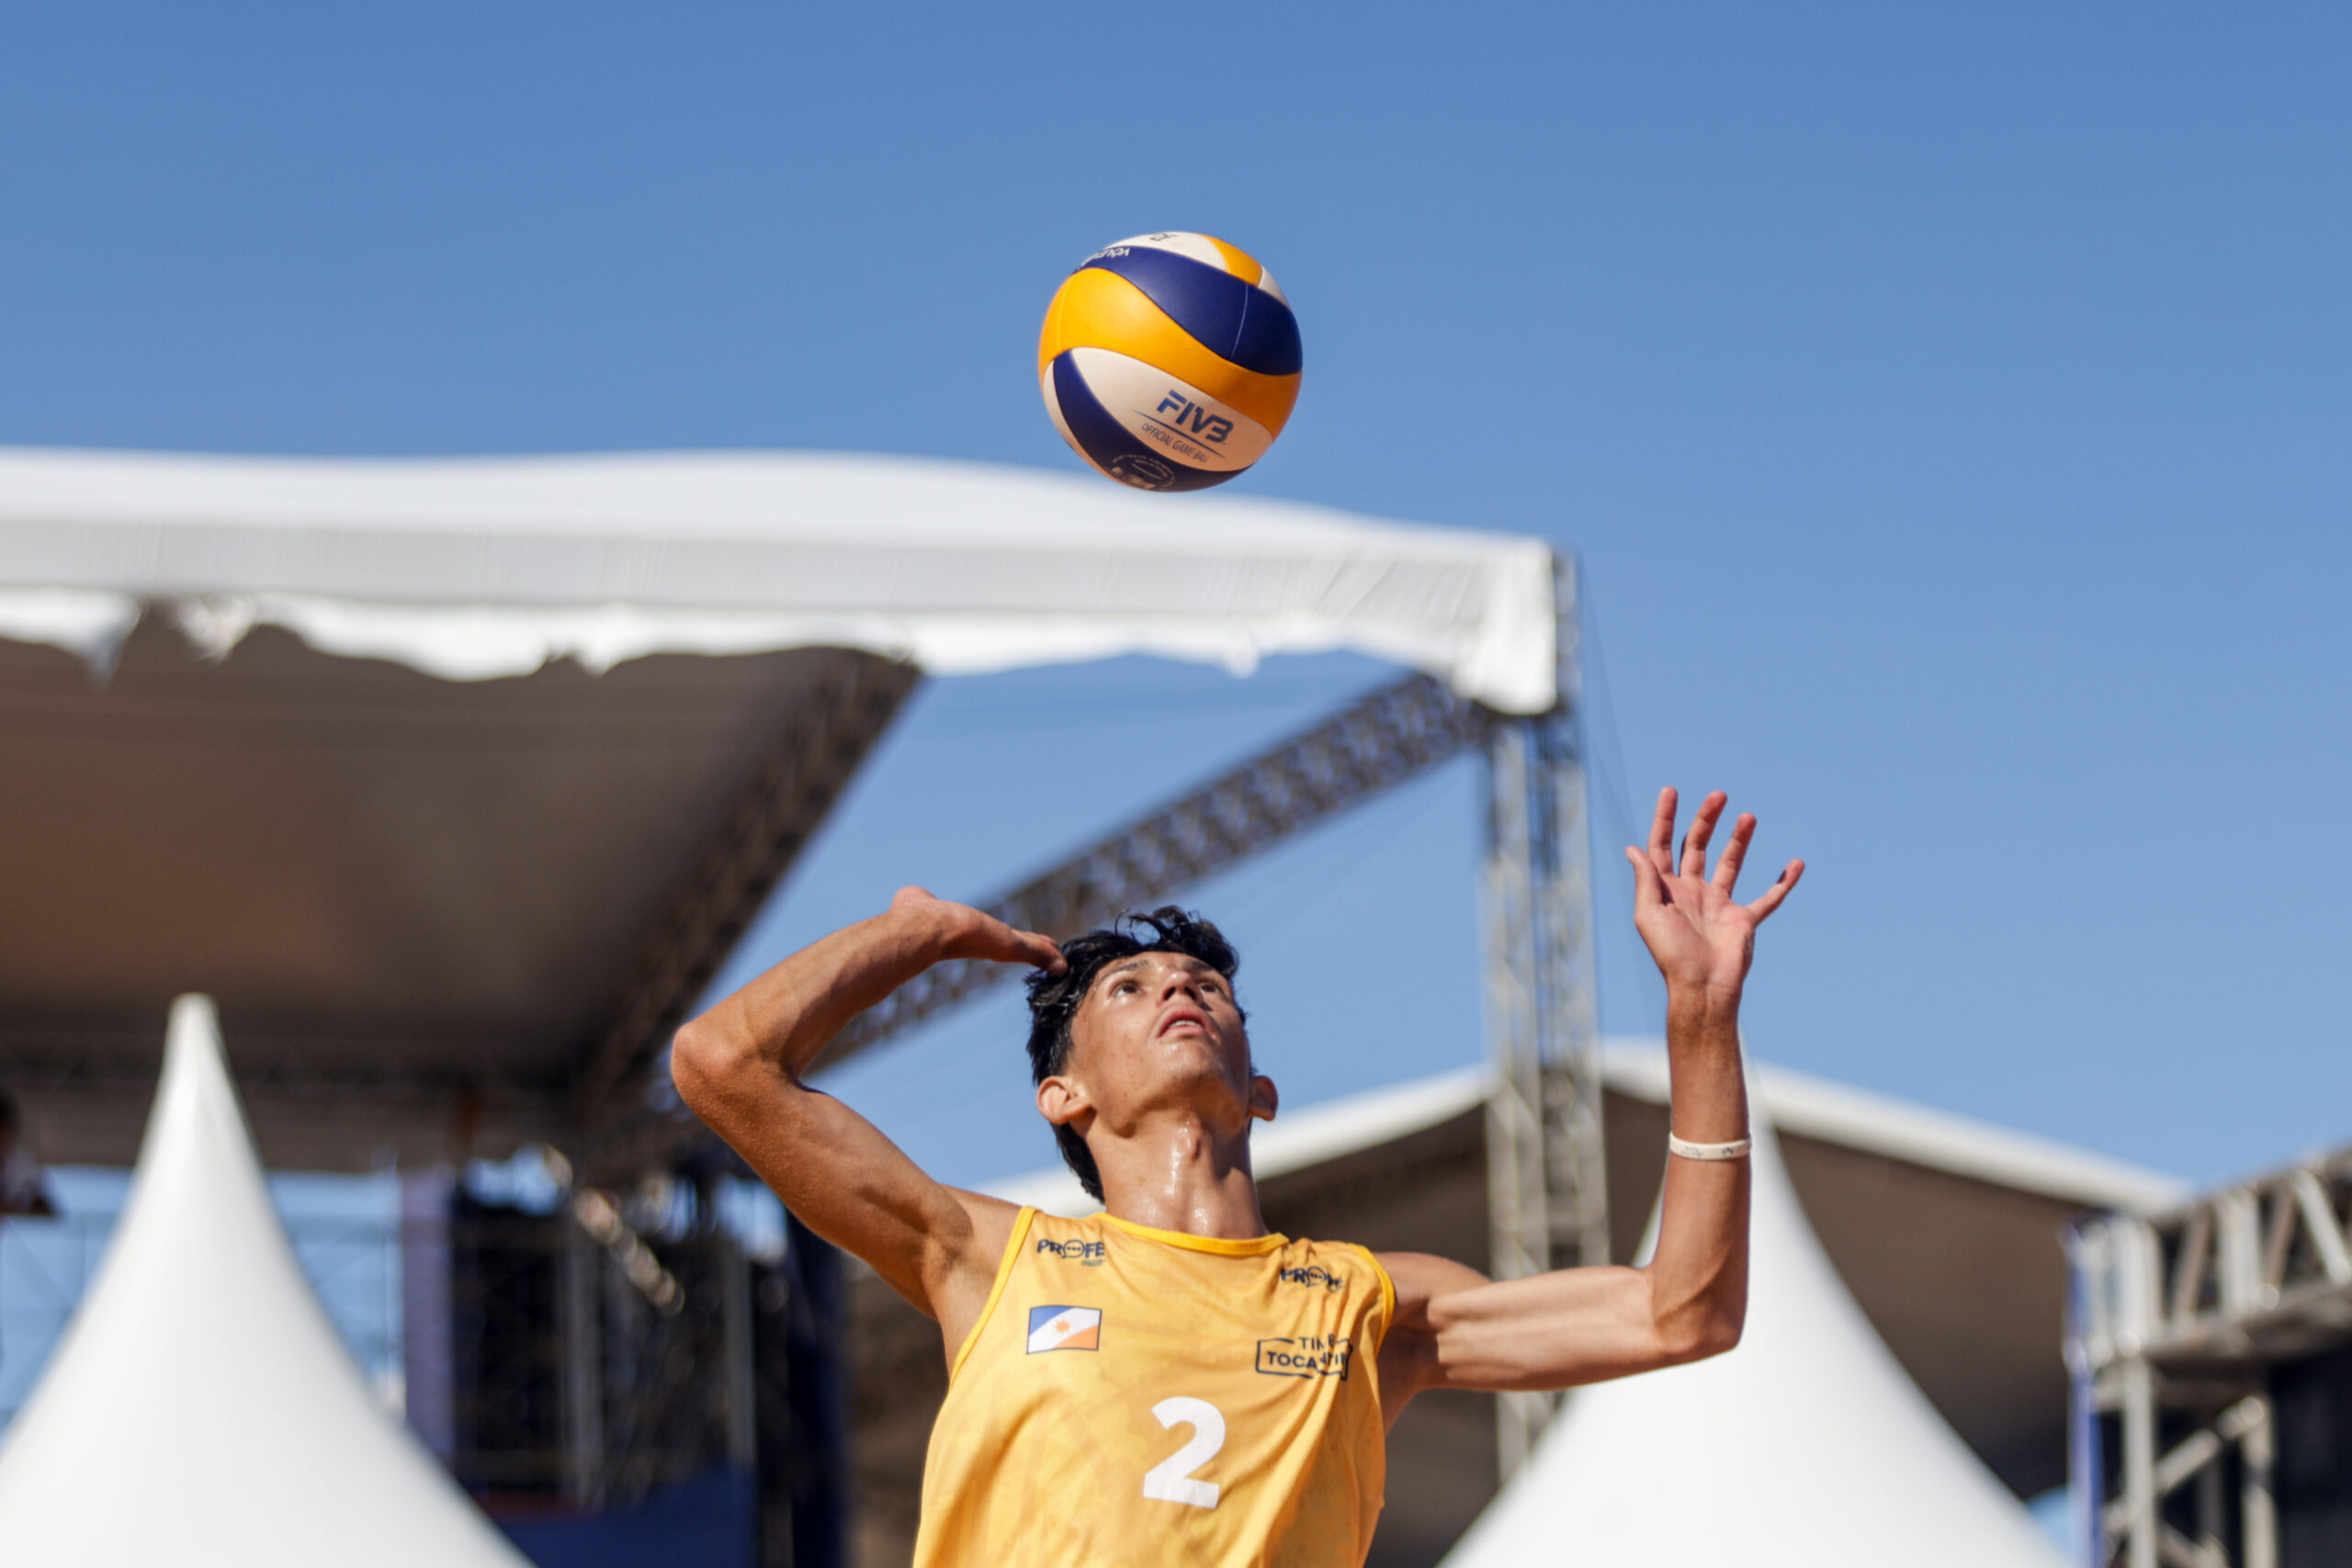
top-left (808, 671), bottom-right (1489, 1067)
top-left (1479, 585), bottom-right (1608, 1479)
top-left (0, 1027), bottom-right (560, 1110)
top-left (575, 654), bottom-right (922, 1124)
top-left (0, 1024), bottom-right (577, 1168)
top-left (586, 671), bottom-right (1491, 1176)
top-left (434, 1201), bottom-right (753, 1507)
top-left (2069, 1145), bottom-right (2352, 1568)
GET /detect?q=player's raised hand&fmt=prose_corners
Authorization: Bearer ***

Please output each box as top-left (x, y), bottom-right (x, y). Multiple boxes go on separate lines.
top-left (890, 886), bottom-right (1068, 973)
top-left (1624, 788), bottom-right (1802, 998)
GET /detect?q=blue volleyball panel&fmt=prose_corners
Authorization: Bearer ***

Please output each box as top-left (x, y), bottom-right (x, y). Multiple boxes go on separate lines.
top-left (1079, 248), bottom-right (1303, 378)
top-left (1048, 353), bottom-right (1245, 492)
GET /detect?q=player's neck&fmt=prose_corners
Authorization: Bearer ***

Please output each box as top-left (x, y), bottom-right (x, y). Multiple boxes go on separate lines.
top-left (1092, 1114), bottom-right (1269, 1240)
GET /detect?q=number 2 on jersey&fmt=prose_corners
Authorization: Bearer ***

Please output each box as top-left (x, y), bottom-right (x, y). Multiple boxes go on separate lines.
top-left (1141, 1396), bottom-right (1226, 1509)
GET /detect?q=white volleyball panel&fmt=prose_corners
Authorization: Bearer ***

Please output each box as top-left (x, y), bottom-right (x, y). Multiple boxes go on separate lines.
top-left (1094, 231), bottom-right (1233, 273)
top-left (1061, 347), bottom-right (1273, 472)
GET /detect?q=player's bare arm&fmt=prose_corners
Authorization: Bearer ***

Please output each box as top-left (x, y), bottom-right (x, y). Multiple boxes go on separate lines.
top-left (1375, 788), bottom-right (1803, 1409)
top-left (671, 886), bottom-right (1065, 1354)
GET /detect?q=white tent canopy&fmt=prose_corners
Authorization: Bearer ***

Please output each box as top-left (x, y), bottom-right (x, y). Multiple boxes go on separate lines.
top-left (979, 1045), bottom-right (2185, 1219)
top-left (0, 446), bottom-right (1559, 712)
top-left (0, 996), bottom-right (530, 1567)
top-left (1439, 1103), bottom-right (2069, 1568)
top-left (0, 446), bottom-right (1562, 1168)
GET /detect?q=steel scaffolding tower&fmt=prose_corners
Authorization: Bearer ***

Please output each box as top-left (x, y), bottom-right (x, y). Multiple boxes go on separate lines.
top-left (2070, 1142), bottom-right (2352, 1568)
top-left (1481, 560), bottom-right (1609, 1479)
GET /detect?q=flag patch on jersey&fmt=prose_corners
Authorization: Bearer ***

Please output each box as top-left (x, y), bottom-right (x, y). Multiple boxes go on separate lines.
top-left (1026, 1305), bottom-right (1102, 1353)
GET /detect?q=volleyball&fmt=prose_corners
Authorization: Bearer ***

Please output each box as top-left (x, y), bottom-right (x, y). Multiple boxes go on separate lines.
top-left (1038, 232), bottom-right (1302, 492)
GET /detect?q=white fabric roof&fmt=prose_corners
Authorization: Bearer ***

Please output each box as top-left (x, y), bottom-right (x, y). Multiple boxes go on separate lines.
top-left (0, 446), bottom-right (1559, 713)
top-left (1604, 1040), bottom-right (2188, 1214)
top-left (1440, 1106), bottom-right (2070, 1568)
top-left (976, 1043), bottom-right (2184, 1216)
top-left (0, 997), bottom-right (530, 1567)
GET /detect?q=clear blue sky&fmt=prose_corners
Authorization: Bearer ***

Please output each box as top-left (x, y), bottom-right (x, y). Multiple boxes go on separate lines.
top-left (3, 3), bottom-right (2348, 1188)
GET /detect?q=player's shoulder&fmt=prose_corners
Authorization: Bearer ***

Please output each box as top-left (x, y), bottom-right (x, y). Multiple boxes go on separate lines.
top-left (1281, 1232), bottom-right (1385, 1270)
top-left (1259, 1235), bottom-right (1396, 1314)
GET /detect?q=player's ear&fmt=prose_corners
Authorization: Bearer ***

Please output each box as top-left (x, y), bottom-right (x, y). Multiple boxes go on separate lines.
top-left (1249, 1072), bottom-right (1278, 1124)
top-left (1036, 1075), bottom-right (1091, 1130)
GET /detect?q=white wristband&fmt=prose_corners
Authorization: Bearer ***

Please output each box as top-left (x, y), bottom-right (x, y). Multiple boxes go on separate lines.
top-left (1668, 1133), bottom-right (1753, 1161)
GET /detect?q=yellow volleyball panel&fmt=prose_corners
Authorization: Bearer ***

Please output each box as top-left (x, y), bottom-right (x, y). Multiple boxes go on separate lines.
top-left (1039, 268), bottom-right (1300, 438)
top-left (1200, 234), bottom-right (1265, 288)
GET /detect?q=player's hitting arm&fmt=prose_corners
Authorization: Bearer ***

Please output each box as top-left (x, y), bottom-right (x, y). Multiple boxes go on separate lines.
top-left (670, 886), bottom-right (1065, 1330)
top-left (1378, 789), bottom-right (1802, 1403)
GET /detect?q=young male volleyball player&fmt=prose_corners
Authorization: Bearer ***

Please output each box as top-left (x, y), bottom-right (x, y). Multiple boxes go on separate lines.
top-left (674, 786), bottom-right (1800, 1566)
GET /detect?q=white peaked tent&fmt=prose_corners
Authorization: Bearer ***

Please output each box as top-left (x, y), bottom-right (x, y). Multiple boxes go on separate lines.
top-left (0, 997), bottom-right (531, 1567)
top-left (1441, 1107), bottom-right (2070, 1568)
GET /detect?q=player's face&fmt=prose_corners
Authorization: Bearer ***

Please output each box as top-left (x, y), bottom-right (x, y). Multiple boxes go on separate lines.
top-left (1062, 951), bottom-right (1269, 1127)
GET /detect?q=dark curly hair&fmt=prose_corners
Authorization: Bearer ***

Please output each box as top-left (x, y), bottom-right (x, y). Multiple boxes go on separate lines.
top-left (1023, 908), bottom-right (1245, 1202)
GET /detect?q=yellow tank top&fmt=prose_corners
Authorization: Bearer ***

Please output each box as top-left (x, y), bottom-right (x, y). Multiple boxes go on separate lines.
top-left (910, 1207), bottom-right (1394, 1568)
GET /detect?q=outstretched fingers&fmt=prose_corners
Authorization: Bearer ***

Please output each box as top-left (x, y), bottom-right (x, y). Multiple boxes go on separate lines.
top-left (1679, 791), bottom-right (1729, 880)
top-left (1645, 787), bottom-right (1795, 916)
top-left (1711, 813), bottom-right (1757, 894)
top-left (1745, 860), bottom-right (1806, 923)
top-left (1624, 844), bottom-right (1668, 908)
top-left (1645, 787), bottom-right (1679, 878)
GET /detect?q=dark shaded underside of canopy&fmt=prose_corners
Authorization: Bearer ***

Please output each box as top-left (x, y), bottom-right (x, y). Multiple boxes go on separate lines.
top-left (0, 619), bottom-right (910, 1169)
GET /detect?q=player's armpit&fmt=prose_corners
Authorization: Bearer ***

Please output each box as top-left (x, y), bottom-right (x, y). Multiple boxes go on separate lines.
top-left (1372, 1251), bottom-right (1488, 1416)
top-left (1375, 1250), bottom-right (1733, 1404)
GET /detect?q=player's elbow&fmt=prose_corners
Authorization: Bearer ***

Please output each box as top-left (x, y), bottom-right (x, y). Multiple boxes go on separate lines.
top-left (669, 1017), bottom-right (746, 1117)
top-left (1685, 1310), bottom-right (1745, 1363)
top-left (1655, 1298), bottom-right (1744, 1366)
